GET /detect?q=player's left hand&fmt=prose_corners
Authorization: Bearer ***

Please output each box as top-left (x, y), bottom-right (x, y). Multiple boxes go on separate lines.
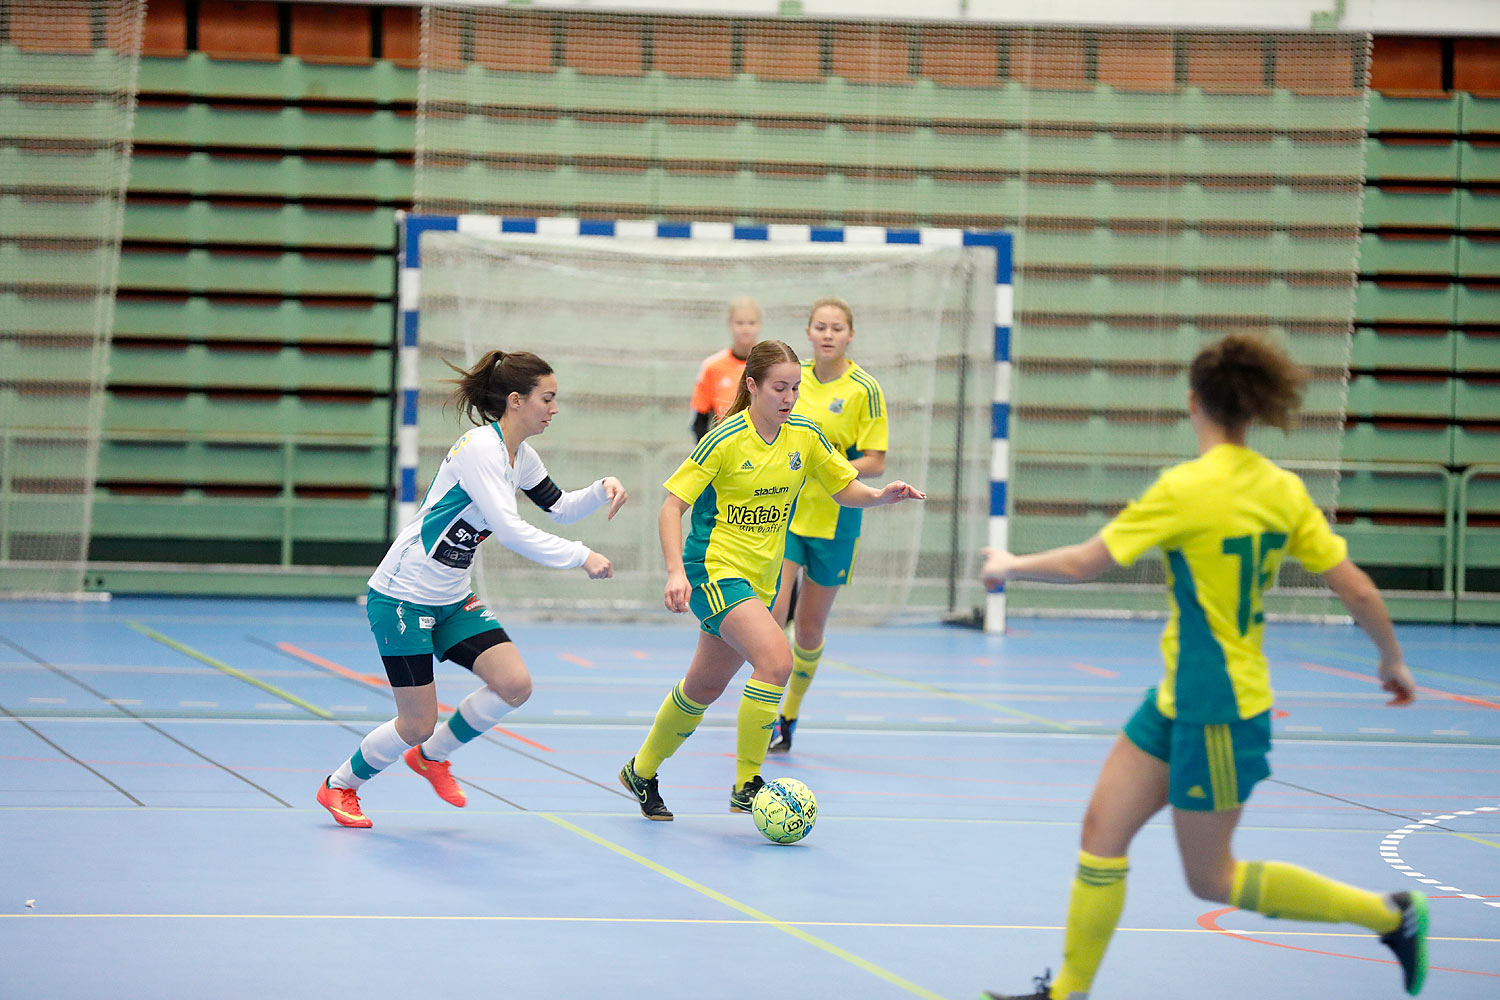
top-left (979, 547), bottom-right (1015, 592)
top-left (879, 481), bottom-right (925, 504)
top-left (1378, 658), bottom-right (1417, 706)
top-left (601, 477), bottom-right (628, 520)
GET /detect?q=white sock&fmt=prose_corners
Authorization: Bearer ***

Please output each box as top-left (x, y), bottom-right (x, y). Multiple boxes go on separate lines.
top-left (328, 719), bottom-right (413, 790)
top-left (420, 687), bottom-right (515, 762)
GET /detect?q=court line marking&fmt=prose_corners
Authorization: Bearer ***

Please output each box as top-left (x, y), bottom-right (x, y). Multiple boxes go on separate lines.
top-left (822, 657), bottom-right (1075, 731)
top-left (1199, 906), bottom-right (1500, 979)
top-left (270, 640), bottom-right (555, 753)
top-left (2, 912), bottom-right (1495, 943)
top-left (1283, 639), bottom-right (1500, 697)
top-left (1379, 806), bottom-right (1500, 907)
top-left (127, 623), bottom-right (331, 719)
top-left (0, 635), bottom-right (294, 809)
top-left (1299, 661), bottom-right (1500, 712)
top-left (539, 811), bottom-right (947, 1000)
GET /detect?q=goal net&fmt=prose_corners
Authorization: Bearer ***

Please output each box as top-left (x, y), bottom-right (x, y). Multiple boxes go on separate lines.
top-left (0, 0), bottom-right (143, 597)
top-left (414, 9), bottom-right (1371, 623)
top-left (406, 223), bottom-right (997, 624)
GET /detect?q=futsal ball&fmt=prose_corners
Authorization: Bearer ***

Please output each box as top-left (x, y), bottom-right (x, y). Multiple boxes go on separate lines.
top-left (751, 777), bottom-right (817, 844)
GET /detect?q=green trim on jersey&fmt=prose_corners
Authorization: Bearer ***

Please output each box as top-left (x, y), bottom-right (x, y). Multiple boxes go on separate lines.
top-left (421, 482), bottom-right (473, 551)
top-left (1166, 549), bottom-right (1239, 720)
top-left (683, 483), bottom-right (718, 586)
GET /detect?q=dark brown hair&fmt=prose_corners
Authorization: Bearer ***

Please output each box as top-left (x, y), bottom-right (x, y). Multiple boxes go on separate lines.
top-left (1189, 333), bottom-right (1307, 432)
top-left (724, 340), bottom-right (800, 418)
top-left (445, 350), bottom-right (554, 426)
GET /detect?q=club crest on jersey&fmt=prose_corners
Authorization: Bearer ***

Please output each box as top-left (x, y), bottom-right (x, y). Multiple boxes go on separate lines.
top-left (788, 451), bottom-right (802, 470)
top-left (829, 398), bottom-right (844, 414)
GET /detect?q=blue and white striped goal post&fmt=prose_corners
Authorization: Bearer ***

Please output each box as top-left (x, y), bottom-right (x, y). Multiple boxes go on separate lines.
top-left (395, 213), bottom-right (1014, 631)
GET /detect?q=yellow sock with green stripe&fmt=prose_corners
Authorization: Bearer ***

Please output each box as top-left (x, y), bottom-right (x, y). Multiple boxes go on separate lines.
top-left (779, 641), bottom-right (823, 720)
top-left (1050, 851), bottom-right (1129, 1000)
top-left (1231, 860), bottom-right (1400, 933)
top-left (633, 681), bottom-right (707, 779)
top-left (736, 679), bottom-right (785, 787)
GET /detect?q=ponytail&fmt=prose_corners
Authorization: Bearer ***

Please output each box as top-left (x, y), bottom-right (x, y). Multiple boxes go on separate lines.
top-left (444, 350), bottom-right (554, 426)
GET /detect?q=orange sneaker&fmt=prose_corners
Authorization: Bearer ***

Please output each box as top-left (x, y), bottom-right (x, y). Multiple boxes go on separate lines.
top-left (317, 779), bottom-right (372, 828)
top-left (404, 745), bottom-right (467, 807)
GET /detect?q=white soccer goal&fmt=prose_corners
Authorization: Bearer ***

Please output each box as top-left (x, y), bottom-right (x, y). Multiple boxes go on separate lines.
top-left (397, 215), bottom-right (1010, 627)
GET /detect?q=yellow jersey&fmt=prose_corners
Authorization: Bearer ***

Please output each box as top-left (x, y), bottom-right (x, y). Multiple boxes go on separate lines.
top-left (787, 360), bottom-right (888, 540)
top-left (1099, 443), bottom-right (1347, 724)
top-left (664, 411), bottom-right (859, 603)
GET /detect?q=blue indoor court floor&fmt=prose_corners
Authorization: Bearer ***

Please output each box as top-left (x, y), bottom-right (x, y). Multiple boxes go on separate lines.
top-left (1, 597), bottom-right (1497, 999)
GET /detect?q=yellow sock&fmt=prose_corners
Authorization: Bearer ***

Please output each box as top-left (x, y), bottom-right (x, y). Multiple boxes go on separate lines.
top-left (1231, 860), bottom-right (1399, 934)
top-left (779, 641), bottom-right (823, 720)
top-left (1050, 851), bottom-right (1129, 1000)
top-left (633, 682), bottom-right (707, 779)
top-left (735, 679), bottom-right (784, 787)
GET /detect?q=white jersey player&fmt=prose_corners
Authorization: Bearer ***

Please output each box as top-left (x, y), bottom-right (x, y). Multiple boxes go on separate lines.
top-left (317, 350), bottom-right (627, 828)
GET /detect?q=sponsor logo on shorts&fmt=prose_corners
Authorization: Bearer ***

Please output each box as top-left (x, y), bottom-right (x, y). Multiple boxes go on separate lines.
top-left (418, 616), bottom-right (436, 630)
top-left (463, 594), bottom-right (483, 612)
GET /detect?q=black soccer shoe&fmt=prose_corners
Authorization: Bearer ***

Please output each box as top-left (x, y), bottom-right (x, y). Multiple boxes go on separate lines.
top-left (766, 714), bottom-right (796, 754)
top-left (1380, 891), bottom-right (1429, 995)
top-left (729, 774), bottom-right (765, 813)
top-left (619, 757), bottom-right (672, 821)
top-left (981, 969), bottom-right (1053, 1000)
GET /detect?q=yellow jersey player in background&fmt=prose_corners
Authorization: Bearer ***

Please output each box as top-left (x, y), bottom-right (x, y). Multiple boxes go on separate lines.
top-left (978, 333), bottom-right (1427, 999)
top-left (767, 296), bottom-right (888, 754)
top-left (619, 339), bottom-right (924, 820)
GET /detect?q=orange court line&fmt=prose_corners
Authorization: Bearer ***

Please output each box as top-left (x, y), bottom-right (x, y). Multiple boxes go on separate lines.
top-left (1299, 661), bottom-right (1500, 712)
top-left (559, 653), bottom-right (593, 667)
top-left (274, 642), bottom-right (554, 752)
top-left (1068, 662), bottom-right (1120, 679)
top-left (1198, 906), bottom-right (1500, 979)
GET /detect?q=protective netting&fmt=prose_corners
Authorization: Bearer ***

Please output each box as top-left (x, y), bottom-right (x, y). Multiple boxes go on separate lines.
top-left (0, 0), bottom-right (143, 596)
top-left (414, 230), bottom-right (994, 622)
top-left (416, 11), bottom-right (1369, 621)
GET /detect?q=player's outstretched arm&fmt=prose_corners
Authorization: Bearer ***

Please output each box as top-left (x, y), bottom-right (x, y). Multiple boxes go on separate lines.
top-left (980, 535), bottom-right (1116, 590)
top-left (832, 479), bottom-right (925, 508)
top-left (1321, 558), bottom-right (1416, 705)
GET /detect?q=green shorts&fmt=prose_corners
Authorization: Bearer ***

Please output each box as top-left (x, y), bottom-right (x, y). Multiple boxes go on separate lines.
top-left (1123, 687), bottom-right (1272, 813)
top-left (688, 577), bottom-right (770, 637)
top-left (783, 531), bottom-right (860, 588)
top-left (365, 589), bottom-right (502, 659)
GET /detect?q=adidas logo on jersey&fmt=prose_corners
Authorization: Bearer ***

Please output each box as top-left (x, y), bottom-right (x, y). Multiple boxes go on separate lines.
top-left (741, 460), bottom-right (754, 470)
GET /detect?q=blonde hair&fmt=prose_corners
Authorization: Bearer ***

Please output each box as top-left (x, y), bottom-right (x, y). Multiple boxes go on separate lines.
top-left (725, 340), bottom-right (800, 418)
top-left (727, 295), bottom-right (762, 320)
top-left (806, 296), bottom-right (854, 329)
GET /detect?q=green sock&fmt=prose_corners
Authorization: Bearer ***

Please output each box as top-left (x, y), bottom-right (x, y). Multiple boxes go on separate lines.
top-left (1050, 851), bottom-right (1129, 999)
top-left (633, 681), bottom-right (706, 779)
top-left (735, 679), bottom-right (784, 787)
top-left (1232, 860), bottom-right (1399, 933)
top-left (779, 641), bottom-right (823, 720)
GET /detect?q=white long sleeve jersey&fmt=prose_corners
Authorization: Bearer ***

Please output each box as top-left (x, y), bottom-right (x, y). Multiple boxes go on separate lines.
top-left (369, 422), bottom-right (608, 604)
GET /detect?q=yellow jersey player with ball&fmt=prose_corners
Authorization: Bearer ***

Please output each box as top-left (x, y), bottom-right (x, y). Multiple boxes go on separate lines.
top-left (619, 339), bottom-right (923, 820)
